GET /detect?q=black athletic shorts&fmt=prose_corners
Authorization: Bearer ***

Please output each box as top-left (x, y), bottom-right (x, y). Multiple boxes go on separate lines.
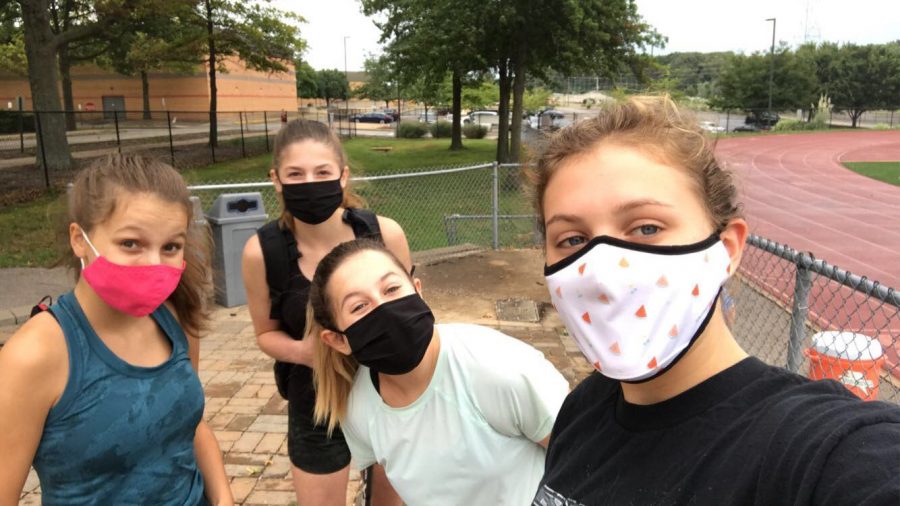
top-left (284, 364), bottom-right (351, 474)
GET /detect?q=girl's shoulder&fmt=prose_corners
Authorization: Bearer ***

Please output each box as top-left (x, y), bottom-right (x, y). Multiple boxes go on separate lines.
top-left (0, 311), bottom-right (68, 396)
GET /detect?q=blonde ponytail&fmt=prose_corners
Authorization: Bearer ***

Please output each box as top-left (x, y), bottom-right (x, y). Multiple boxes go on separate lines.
top-left (309, 301), bottom-right (359, 435)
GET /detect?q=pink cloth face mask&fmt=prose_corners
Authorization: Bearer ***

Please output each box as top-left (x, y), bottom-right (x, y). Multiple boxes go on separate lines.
top-left (80, 229), bottom-right (185, 317)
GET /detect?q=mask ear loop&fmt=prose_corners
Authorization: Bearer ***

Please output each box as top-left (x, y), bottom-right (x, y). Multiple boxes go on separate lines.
top-left (79, 227), bottom-right (101, 269)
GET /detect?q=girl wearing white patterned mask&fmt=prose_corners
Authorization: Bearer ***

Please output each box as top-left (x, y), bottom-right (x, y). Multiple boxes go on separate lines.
top-left (531, 96), bottom-right (900, 506)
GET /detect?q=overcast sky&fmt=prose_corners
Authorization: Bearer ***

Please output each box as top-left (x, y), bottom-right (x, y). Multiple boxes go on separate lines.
top-left (275, 0), bottom-right (900, 71)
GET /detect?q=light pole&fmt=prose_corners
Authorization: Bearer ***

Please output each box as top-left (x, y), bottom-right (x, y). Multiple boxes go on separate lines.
top-left (765, 17), bottom-right (776, 126)
top-left (343, 36), bottom-right (350, 121)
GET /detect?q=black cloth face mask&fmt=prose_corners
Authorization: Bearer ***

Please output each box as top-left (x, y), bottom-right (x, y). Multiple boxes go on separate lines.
top-left (341, 293), bottom-right (436, 375)
top-left (280, 178), bottom-right (344, 225)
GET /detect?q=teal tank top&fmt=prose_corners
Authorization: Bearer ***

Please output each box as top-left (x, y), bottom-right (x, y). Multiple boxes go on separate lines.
top-left (33, 292), bottom-right (207, 505)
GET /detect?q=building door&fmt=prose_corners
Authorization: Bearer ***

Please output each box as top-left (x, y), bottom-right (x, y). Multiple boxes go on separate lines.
top-left (102, 96), bottom-right (125, 120)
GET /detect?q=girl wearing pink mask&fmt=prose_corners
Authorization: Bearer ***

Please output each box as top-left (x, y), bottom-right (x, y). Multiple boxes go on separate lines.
top-left (0, 155), bottom-right (232, 505)
top-left (531, 96), bottom-right (900, 506)
top-left (241, 120), bottom-right (411, 505)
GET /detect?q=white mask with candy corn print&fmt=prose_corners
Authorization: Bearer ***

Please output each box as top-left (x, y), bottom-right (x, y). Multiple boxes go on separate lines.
top-left (544, 234), bottom-right (732, 382)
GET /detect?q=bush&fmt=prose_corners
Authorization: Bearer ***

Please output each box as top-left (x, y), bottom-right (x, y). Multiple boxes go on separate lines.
top-left (397, 122), bottom-right (428, 139)
top-left (0, 110), bottom-right (35, 134)
top-left (772, 118), bottom-right (828, 132)
top-left (463, 123), bottom-right (488, 139)
top-left (430, 121), bottom-right (452, 138)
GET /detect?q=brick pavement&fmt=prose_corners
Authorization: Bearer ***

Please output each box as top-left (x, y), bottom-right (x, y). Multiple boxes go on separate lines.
top-left (16, 303), bottom-right (591, 506)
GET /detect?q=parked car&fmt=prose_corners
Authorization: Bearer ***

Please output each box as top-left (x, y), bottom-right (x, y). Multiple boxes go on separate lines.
top-left (463, 110), bottom-right (500, 124)
top-left (700, 121), bottom-right (725, 133)
top-left (417, 111), bottom-right (441, 123)
top-left (533, 109), bottom-right (569, 130)
top-left (351, 112), bottom-right (394, 124)
top-left (744, 111), bottom-right (780, 127)
top-left (379, 108), bottom-right (401, 121)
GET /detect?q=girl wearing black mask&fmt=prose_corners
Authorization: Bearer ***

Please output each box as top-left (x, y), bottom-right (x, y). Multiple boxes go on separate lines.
top-left (241, 120), bottom-right (411, 506)
top-left (309, 239), bottom-right (569, 506)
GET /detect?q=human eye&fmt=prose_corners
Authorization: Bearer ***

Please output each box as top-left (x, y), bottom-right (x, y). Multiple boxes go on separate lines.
top-left (163, 242), bottom-right (184, 254)
top-left (349, 301), bottom-right (368, 314)
top-left (555, 234), bottom-right (588, 249)
top-left (385, 284), bottom-right (401, 295)
top-left (629, 223), bottom-right (662, 237)
top-left (120, 239), bottom-right (139, 249)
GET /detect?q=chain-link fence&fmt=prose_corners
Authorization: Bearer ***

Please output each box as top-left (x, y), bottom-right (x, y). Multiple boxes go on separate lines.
top-left (188, 162), bottom-right (899, 404)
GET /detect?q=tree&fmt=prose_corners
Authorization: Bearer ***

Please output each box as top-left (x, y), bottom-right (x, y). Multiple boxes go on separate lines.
top-left (353, 55), bottom-right (395, 108)
top-left (316, 69), bottom-right (349, 108)
top-left (710, 45), bottom-right (817, 113)
top-left (295, 59), bottom-right (317, 98)
top-left (196, 0), bottom-right (303, 146)
top-left (829, 43), bottom-right (900, 127)
top-left (17, 0), bottom-right (127, 171)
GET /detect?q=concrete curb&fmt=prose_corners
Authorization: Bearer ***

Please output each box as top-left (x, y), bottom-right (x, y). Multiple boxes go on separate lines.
top-left (0, 305), bottom-right (34, 328)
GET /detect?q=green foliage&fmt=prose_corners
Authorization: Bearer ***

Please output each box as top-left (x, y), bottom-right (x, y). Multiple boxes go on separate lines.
top-left (354, 55), bottom-right (397, 106)
top-left (462, 123), bottom-right (488, 139)
top-left (430, 121), bottom-right (453, 138)
top-left (462, 80), bottom-right (500, 110)
top-left (828, 43), bottom-right (900, 126)
top-left (316, 69), bottom-right (350, 106)
top-left (0, 110), bottom-right (35, 133)
top-left (397, 122), bottom-right (428, 138)
top-left (295, 60), bottom-right (318, 98)
top-left (710, 44), bottom-right (817, 111)
top-left (653, 52), bottom-right (733, 97)
top-left (524, 87), bottom-right (552, 112)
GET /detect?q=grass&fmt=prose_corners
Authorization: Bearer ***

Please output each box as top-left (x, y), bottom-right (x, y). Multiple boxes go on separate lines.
top-left (0, 190), bottom-right (66, 268)
top-left (183, 138), bottom-right (498, 183)
top-left (842, 161), bottom-right (900, 187)
top-left (2, 138), bottom-right (506, 267)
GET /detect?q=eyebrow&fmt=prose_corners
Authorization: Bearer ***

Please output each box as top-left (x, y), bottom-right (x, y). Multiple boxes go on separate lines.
top-left (114, 225), bottom-right (187, 240)
top-left (340, 272), bottom-right (402, 310)
top-left (545, 199), bottom-right (672, 228)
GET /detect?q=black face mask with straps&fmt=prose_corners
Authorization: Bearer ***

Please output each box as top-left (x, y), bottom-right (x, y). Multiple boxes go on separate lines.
top-left (281, 178), bottom-right (344, 225)
top-left (341, 293), bottom-right (435, 375)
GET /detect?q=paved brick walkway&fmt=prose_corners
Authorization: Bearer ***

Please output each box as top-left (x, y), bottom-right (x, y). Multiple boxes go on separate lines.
top-left (15, 301), bottom-right (590, 505)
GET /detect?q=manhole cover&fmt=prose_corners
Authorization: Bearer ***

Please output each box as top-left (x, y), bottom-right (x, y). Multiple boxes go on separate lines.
top-left (495, 298), bottom-right (541, 323)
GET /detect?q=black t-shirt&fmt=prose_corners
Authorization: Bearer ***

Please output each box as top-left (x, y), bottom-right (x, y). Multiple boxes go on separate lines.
top-left (534, 357), bottom-right (900, 506)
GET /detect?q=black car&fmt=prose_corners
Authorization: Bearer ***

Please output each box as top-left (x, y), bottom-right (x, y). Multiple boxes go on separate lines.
top-left (733, 123), bottom-right (761, 132)
top-left (744, 111), bottom-right (780, 127)
top-left (351, 112), bottom-right (394, 124)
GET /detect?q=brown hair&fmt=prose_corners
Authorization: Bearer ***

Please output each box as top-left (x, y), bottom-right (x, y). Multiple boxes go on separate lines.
top-left (309, 239), bottom-right (411, 434)
top-left (66, 154), bottom-right (212, 337)
top-left (272, 119), bottom-right (365, 229)
top-left (529, 95), bottom-right (742, 236)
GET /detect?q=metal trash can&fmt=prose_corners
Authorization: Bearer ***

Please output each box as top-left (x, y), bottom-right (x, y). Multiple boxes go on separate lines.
top-left (206, 193), bottom-right (267, 307)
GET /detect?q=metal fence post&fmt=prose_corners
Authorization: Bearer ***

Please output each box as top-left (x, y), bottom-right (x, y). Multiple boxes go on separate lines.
top-left (167, 111), bottom-right (175, 167)
top-left (725, 110), bottom-right (730, 132)
top-left (18, 108), bottom-right (24, 153)
top-left (35, 112), bottom-right (49, 188)
top-left (239, 111), bottom-right (246, 157)
top-left (788, 252), bottom-right (813, 373)
top-left (263, 111), bottom-right (270, 152)
top-left (492, 161), bottom-right (500, 250)
top-left (113, 110), bottom-right (122, 153)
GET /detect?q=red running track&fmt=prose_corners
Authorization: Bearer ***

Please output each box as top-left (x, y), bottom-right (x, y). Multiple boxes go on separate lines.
top-left (716, 131), bottom-right (900, 381)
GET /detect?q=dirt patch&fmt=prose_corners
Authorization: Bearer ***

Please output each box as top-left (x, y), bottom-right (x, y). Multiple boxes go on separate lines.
top-left (415, 248), bottom-right (551, 322)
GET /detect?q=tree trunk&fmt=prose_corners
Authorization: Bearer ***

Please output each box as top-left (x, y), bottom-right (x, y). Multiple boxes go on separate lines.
top-left (206, 0), bottom-right (218, 147)
top-left (850, 109), bottom-right (863, 128)
top-left (141, 70), bottom-right (151, 120)
top-left (21, 0), bottom-right (72, 171)
top-left (509, 48), bottom-right (527, 163)
top-left (496, 59), bottom-right (511, 163)
top-left (58, 42), bottom-right (77, 131)
top-left (450, 69), bottom-right (463, 150)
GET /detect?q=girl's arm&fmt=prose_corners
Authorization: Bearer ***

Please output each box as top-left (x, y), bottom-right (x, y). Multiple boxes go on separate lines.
top-left (0, 314), bottom-right (67, 503)
top-left (242, 234), bottom-right (315, 366)
top-left (370, 464), bottom-right (403, 506)
top-left (187, 332), bottom-right (234, 506)
top-left (377, 216), bottom-right (413, 273)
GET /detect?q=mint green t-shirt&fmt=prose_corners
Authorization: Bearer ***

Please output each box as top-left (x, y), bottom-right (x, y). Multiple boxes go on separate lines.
top-left (342, 323), bottom-right (569, 505)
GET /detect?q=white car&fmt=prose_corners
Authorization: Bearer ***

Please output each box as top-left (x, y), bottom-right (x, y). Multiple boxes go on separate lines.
top-left (464, 111), bottom-right (500, 125)
top-left (700, 121), bottom-right (725, 133)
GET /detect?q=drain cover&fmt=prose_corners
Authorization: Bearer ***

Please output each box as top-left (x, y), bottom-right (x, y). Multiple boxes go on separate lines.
top-left (495, 298), bottom-right (541, 322)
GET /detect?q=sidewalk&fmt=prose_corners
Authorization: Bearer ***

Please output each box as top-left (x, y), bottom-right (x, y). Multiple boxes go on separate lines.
top-left (7, 249), bottom-right (591, 505)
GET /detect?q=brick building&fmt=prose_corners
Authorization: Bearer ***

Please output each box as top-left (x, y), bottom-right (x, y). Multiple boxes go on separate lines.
top-left (0, 57), bottom-right (296, 119)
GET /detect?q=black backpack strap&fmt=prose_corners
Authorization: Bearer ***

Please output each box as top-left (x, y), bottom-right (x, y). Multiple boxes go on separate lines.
top-left (257, 221), bottom-right (300, 321)
top-left (343, 208), bottom-right (383, 242)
